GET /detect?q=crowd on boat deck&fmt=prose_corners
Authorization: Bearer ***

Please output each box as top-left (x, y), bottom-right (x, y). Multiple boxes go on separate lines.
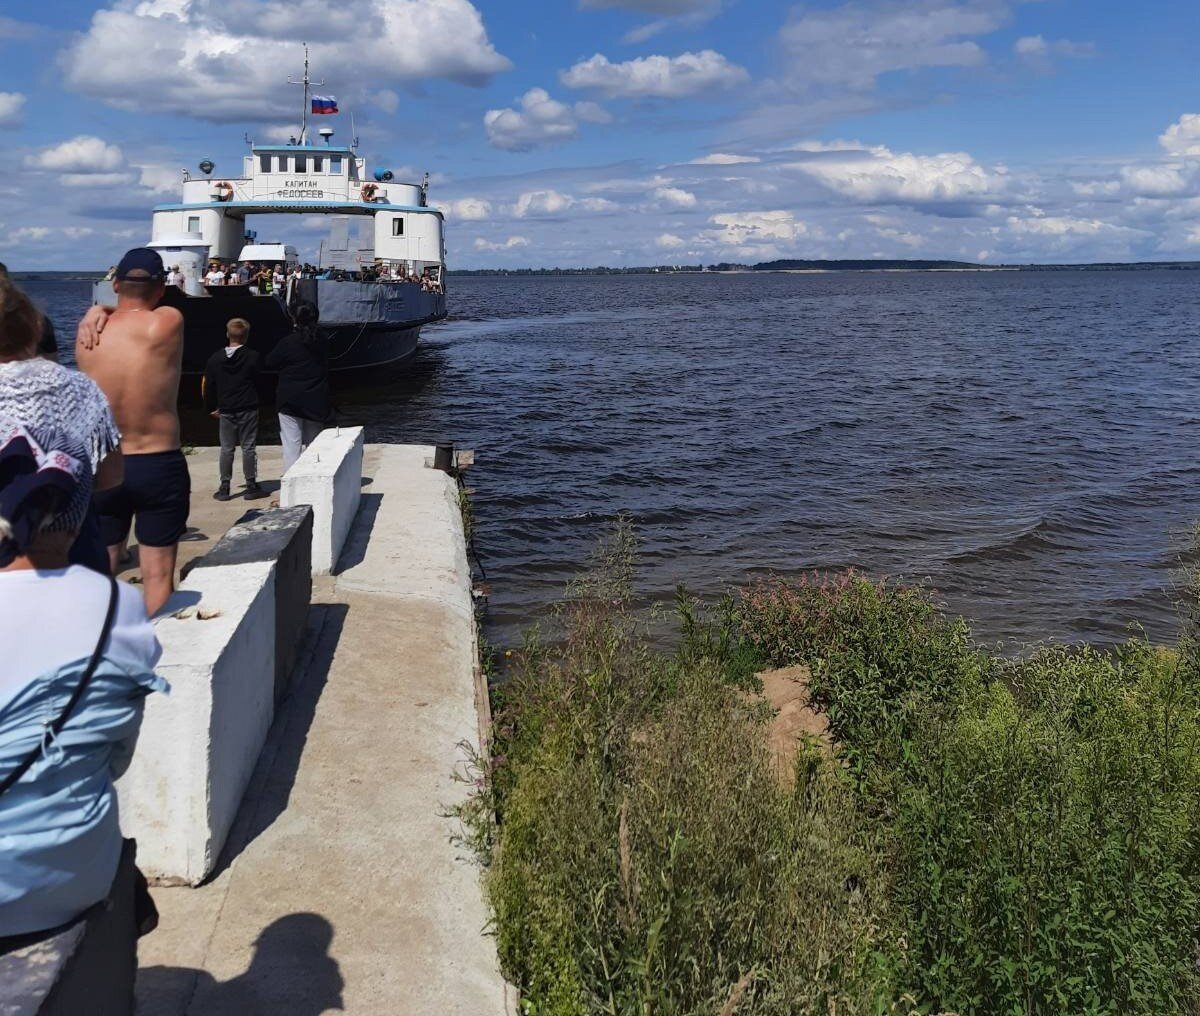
top-left (188, 259), bottom-right (444, 292)
top-left (0, 247), bottom-right (337, 960)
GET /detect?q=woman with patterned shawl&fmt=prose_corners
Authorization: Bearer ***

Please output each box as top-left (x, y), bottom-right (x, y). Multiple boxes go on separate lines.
top-left (0, 277), bottom-right (165, 946)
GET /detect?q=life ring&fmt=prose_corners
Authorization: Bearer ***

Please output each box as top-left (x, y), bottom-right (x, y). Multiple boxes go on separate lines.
top-left (361, 183), bottom-right (378, 202)
top-left (214, 181), bottom-right (234, 202)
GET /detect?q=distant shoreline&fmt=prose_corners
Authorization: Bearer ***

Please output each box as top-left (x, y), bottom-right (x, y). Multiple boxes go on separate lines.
top-left (13, 259), bottom-right (1200, 282)
top-left (446, 259), bottom-right (1200, 276)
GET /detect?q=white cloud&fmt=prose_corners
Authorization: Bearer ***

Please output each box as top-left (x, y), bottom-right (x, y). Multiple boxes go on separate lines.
top-left (1121, 164), bottom-right (1194, 198)
top-left (574, 101), bottom-right (613, 124)
top-left (789, 141), bottom-right (1005, 205)
top-left (444, 197), bottom-right (493, 220)
top-left (577, 197), bottom-right (620, 212)
top-left (62, 171), bottom-right (136, 188)
top-left (1071, 179), bottom-right (1121, 198)
top-left (1015, 35), bottom-right (1096, 60)
top-left (561, 51), bottom-right (748, 99)
top-left (370, 89), bottom-right (400, 114)
top-left (775, 1), bottom-right (1003, 92)
top-left (473, 235), bottom-right (529, 251)
top-left (580, 0), bottom-right (715, 11)
top-left (1002, 215), bottom-right (1146, 240)
top-left (653, 186), bottom-right (697, 209)
top-left (27, 135), bottom-right (126, 174)
top-left (0, 225), bottom-right (99, 248)
top-left (689, 152), bottom-right (760, 165)
top-left (137, 163), bottom-right (183, 196)
top-left (655, 232), bottom-right (686, 248)
top-left (485, 88), bottom-right (609, 151)
top-left (506, 189), bottom-right (618, 218)
top-left (0, 92), bottom-right (25, 127)
top-left (0, 16), bottom-right (37, 41)
top-left (1014, 35), bottom-right (1047, 57)
top-left (513, 189), bottom-right (574, 217)
top-left (61, 0), bottom-right (510, 122)
top-left (6, 226), bottom-right (51, 244)
top-left (709, 210), bottom-right (807, 245)
top-left (579, 0), bottom-right (723, 43)
top-left (1161, 114), bottom-right (1200, 157)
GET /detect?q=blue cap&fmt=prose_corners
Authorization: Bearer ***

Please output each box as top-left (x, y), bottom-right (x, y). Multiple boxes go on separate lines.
top-left (115, 247), bottom-right (164, 281)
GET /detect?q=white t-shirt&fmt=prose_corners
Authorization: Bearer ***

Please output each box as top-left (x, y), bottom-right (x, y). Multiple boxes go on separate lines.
top-left (0, 567), bottom-right (161, 707)
top-left (205, 270), bottom-right (224, 286)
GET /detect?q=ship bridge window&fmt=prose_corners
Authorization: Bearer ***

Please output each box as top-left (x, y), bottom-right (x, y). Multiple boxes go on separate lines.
top-left (276, 156), bottom-right (287, 172)
top-left (259, 154), bottom-right (271, 172)
top-left (187, 215), bottom-right (200, 233)
top-left (313, 156), bottom-right (324, 173)
top-left (330, 156), bottom-right (343, 174)
top-left (295, 156), bottom-right (307, 173)
top-left (392, 217), bottom-right (404, 237)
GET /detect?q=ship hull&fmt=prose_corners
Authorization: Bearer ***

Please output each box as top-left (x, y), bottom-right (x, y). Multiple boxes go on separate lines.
top-left (95, 279), bottom-right (446, 401)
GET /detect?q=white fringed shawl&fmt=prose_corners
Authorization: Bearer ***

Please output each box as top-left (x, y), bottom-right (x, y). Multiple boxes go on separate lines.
top-left (0, 359), bottom-right (119, 532)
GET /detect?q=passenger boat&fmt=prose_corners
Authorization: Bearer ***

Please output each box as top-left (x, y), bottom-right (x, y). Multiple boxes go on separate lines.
top-left (93, 52), bottom-right (447, 395)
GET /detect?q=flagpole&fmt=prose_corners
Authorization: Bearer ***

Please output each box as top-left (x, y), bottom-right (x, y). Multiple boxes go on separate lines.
top-left (288, 43), bottom-right (325, 145)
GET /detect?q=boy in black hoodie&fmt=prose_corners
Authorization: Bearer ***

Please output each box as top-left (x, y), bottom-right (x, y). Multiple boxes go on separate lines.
top-left (204, 317), bottom-right (267, 501)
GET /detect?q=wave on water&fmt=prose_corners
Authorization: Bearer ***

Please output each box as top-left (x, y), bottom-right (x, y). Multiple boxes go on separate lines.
top-left (33, 270), bottom-right (1200, 649)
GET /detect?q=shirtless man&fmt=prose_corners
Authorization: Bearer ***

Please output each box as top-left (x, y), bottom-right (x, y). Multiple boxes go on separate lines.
top-left (76, 248), bottom-right (188, 615)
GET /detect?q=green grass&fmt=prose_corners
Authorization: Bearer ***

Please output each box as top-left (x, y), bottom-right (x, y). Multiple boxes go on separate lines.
top-left (463, 538), bottom-right (1200, 1015)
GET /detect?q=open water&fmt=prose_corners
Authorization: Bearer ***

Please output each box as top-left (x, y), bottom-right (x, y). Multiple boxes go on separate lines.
top-left (25, 270), bottom-right (1200, 650)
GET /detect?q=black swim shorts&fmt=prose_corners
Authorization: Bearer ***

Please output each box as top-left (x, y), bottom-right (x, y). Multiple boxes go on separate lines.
top-left (95, 449), bottom-right (191, 548)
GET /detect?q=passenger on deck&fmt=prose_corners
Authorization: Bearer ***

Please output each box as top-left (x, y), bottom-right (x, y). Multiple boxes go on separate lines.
top-left (166, 265), bottom-right (184, 288)
top-left (267, 302), bottom-right (334, 473)
top-left (236, 262), bottom-right (251, 286)
top-left (204, 264), bottom-right (224, 287)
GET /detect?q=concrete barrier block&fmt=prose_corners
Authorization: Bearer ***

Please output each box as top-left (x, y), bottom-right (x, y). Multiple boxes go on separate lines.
top-left (281, 426), bottom-right (364, 575)
top-left (192, 506), bottom-right (313, 702)
top-left (116, 561), bottom-right (276, 885)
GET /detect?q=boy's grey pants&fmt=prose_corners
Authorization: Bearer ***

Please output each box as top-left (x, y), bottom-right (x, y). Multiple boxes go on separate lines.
top-left (218, 409), bottom-right (259, 486)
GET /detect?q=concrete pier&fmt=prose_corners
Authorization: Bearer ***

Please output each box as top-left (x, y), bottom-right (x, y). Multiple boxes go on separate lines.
top-left (126, 444), bottom-right (512, 1015)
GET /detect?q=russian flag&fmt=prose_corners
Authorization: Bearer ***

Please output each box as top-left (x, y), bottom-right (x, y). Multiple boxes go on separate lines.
top-left (312, 95), bottom-right (338, 115)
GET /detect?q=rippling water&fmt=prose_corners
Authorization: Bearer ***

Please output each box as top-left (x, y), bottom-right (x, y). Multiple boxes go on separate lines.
top-left (25, 270), bottom-right (1200, 649)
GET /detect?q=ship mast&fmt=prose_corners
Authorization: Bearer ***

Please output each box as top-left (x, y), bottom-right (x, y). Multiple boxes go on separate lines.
top-left (288, 44), bottom-right (326, 145)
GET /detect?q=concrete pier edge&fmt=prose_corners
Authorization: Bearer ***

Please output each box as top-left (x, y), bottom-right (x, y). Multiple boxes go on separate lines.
top-left (127, 443), bottom-right (514, 1014)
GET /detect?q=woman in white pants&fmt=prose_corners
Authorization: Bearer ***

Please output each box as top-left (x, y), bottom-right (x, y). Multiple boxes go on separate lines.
top-left (266, 303), bottom-right (334, 473)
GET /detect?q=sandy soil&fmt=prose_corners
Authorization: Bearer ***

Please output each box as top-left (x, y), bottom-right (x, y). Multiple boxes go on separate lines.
top-left (757, 664), bottom-right (830, 782)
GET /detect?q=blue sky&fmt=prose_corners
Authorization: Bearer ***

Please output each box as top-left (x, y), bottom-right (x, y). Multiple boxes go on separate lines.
top-left (2, 0), bottom-right (1200, 268)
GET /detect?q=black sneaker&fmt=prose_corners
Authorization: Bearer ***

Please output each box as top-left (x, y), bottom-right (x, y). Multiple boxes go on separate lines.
top-left (244, 483), bottom-right (269, 500)
top-left (213, 486), bottom-right (232, 502)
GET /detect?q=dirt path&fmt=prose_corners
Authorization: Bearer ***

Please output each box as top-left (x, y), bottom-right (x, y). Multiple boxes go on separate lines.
top-left (758, 665), bottom-right (830, 781)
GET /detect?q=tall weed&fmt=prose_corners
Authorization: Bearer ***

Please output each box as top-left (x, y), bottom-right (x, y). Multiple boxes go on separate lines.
top-left (737, 573), bottom-right (1200, 1014)
top-left (473, 528), bottom-right (904, 1014)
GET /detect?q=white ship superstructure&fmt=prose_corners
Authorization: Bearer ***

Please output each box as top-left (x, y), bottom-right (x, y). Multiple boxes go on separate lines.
top-left (150, 133), bottom-right (446, 294)
top-left (93, 50), bottom-right (448, 390)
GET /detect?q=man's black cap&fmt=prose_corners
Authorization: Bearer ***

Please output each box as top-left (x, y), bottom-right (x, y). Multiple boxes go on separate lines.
top-left (115, 247), bottom-right (165, 281)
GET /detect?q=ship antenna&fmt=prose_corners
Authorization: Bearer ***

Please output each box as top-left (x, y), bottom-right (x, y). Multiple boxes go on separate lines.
top-left (287, 43), bottom-right (326, 145)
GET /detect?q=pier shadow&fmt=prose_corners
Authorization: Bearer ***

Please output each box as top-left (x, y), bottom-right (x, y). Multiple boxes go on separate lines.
top-left (205, 603), bottom-right (350, 880)
top-left (137, 912), bottom-right (344, 1015)
top-left (332, 493), bottom-right (382, 574)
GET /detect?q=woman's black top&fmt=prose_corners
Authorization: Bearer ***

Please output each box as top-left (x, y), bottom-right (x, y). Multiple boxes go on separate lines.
top-left (265, 330), bottom-right (335, 423)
